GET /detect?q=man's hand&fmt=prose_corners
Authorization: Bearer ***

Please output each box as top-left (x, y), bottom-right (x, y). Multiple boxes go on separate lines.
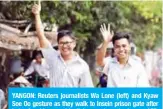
top-left (32, 1), bottom-right (41, 15)
top-left (100, 23), bottom-right (114, 43)
top-left (32, 0), bottom-right (49, 48)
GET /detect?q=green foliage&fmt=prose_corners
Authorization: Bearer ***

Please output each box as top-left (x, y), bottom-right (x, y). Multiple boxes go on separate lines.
top-left (127, 1), bottom-right (162, 51)
top-left (0, 1), bottom-right (161, 54)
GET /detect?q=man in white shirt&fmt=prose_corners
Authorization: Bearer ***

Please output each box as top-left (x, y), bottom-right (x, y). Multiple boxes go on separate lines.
top-left (32, 2), bottom-right (93, 87)
top-left (96, 24), bottom-right (150, 87)
top-left (24, 53), bottom-right (49, 79)
top-left (24, 52), bottom-right (50, 86)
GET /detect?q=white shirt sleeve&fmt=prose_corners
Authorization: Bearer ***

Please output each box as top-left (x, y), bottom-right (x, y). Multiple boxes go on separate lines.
top-left (103, 60), bottom-right (110, 75)
top-left (41, 42), bottom-right (59, 66)
top-left (24, 62), bottom-right (35, 76)
top-left (103, 57), bottom-right (111, 65)
top-left (79, 62), bottom-right (94, 87)
top-left (137, 64), bottom-right (150, 87)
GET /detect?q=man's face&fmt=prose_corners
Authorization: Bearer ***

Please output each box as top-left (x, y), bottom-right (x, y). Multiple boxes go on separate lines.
top-left (36, 55), bottom-right (42, 63)
top-left (58, 36), bottom-right (76, 57)
top-left (114, 38), bottom-right (131, 60)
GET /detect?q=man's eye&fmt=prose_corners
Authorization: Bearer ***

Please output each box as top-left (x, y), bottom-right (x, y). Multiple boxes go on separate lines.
top-left (59, 41), bottom-right (73, 46)
top-left (115, 46), bottom-right (120, 48)
top-left (64, 42), bottom-right (69, 44)
top-left (122, 45), bottom-right (126, 48)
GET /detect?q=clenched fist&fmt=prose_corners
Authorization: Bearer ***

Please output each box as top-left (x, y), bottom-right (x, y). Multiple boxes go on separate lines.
top-left (32, 1), bottom-right (41, 15)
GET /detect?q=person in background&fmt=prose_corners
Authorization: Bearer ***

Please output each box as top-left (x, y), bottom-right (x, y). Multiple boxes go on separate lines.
top-left (96, 23), bottom-right (150, 87)
top-left (24, 51), bottom-right (50, 87)
top-left (130, 43), bottom-right (142, 63)
top-left (32, 2), bottom-right (93, 87)
top-left (96, 67), bottom-right (107, 88)
top-left (150, 49), bottom-right (162, 87)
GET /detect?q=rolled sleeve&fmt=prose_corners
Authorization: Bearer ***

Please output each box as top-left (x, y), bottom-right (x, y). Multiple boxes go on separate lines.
top-left (102, 61), bottom-right (109, 75)
top-left (41, 45), bottom-right (58, 66)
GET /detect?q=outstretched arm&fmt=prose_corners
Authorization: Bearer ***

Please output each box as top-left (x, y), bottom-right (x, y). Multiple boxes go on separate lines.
top-left (96, 24), bottom-right (114, 66)
top-left (32, 1), bottom-right (50, 48)
top-left (24, 62), bottom-right (34, 76)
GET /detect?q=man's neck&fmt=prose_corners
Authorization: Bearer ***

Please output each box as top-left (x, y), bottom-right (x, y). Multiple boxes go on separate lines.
top-left (118, 57), bottom-right (129, 66)
top-left (36, 61), bottom-right (42, 64)
top-left (63, 56), bottom-right (73, 61)
top-left (62, 52), bottom-right (76, 62)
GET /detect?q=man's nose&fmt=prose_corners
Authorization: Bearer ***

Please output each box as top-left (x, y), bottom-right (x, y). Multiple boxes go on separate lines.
top-left (63, 43), bottom-right (68, 47)
top-left (119, 46), bottom-right (123, 51)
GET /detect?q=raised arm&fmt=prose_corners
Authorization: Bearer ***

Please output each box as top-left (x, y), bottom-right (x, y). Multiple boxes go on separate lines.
top-left (96, 24), bottom-right (114, 66)
top-left (32, 1), bottom-right (50, 48)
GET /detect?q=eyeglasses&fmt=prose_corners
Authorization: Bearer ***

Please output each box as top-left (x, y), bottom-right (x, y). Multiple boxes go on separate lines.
top-left (58, 41), bottom-right (74, 46)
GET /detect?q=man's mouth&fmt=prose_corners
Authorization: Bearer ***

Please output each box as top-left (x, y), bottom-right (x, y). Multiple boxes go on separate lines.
top-left (119, 52), bottom-right (125, 56)
top-left (62, 49), bottom-right (69, 52)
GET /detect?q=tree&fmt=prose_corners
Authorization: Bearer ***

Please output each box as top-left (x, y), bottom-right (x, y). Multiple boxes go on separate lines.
top-left (0, 1), bottom-right (162, 70)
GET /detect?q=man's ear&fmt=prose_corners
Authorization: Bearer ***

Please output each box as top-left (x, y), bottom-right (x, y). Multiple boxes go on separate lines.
top-left (128, 44), bottom-right (131, 53)
top-left (73, 41), bottom-right (76, 48)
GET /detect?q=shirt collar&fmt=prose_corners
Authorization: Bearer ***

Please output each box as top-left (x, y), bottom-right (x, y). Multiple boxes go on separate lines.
top-left (127, 57), bottom-right (135, 66)
top-left (112, 56), bottom-right (134, 67)
top-left (58, 52), bottom-right (81, 65)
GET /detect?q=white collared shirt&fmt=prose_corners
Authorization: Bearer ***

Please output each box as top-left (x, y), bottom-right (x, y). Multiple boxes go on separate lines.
top-left (24, 59), bottom-right (50, 79)
top-left (103, 57), bottom-right (150, 87)
top-left (41, 45), bottom-right (94, 87)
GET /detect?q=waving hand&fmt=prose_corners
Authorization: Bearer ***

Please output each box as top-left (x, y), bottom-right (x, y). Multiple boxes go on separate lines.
top-left (100, 23), bottom-right (114, 43)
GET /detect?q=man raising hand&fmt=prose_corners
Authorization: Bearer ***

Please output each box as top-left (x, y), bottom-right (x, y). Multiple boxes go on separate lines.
top-left (32, 1), bottom-right (93, 87)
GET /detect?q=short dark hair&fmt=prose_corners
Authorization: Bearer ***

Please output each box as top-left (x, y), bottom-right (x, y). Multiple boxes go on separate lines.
top-left (53, 46), bottom-right (58, 50)
top-left (57, 30), bottom-right (76, 42)
top-left (112, 32), bottom-right (132, 45)
top-left (33, 50), bottom-right (43, 59)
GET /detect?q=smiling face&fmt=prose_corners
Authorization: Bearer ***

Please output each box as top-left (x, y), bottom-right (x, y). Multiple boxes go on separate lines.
top-left (58, 36), bottom-right (76, 57)
top-left (35, 54), bottom-right (42, 63)
top-left (114, 38), bottom-right (131, 60)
